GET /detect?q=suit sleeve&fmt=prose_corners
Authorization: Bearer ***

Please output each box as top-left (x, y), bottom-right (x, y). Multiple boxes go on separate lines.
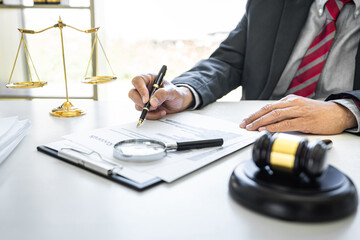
top-left (325, 90), bottom-right (360, 135)
top-left (325, 90), bottom-right (360, 110)
top-left (171, 14), bottom-right (248, 108)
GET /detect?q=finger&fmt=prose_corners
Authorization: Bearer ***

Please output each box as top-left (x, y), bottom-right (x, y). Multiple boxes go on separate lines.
top-left (144, 109), bottom-right (167, 120)
top-left (128, 88), bottom-right (144, 107)
top-left (135, 104), bottom-right (143, 111)
top-left (256, 118), bottom-right (304, 133)
top-left (149, 88), bottom-right (175, 109)
top-left (240, 100), bottom-right (294, 128)
top-left (134, 100), bottom-right (157, 111)
top-left (245, 106), bottom-right (301, 131)
top-left (279, 94), bottom-right (297, 101)
top-left (131, 75), bottom-right (154, 103)
top-left (150, 84), bottom-right (182, 108)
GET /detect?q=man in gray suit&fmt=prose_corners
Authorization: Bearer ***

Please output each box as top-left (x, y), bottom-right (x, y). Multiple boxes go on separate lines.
top-left (128, 0), bottom-right (360, 135)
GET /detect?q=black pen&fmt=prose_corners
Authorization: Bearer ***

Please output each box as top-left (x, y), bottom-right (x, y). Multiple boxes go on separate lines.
top-left (137, 65), bottom-right (167, 127)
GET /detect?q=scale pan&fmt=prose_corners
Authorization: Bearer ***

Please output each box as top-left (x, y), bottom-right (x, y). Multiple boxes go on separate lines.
top-left (82, 76), bottom-right (117, 84)
top-left (6, 81), bottom-right (47, 89)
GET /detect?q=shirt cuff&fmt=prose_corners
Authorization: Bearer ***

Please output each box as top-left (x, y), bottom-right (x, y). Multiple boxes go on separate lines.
top-left (331, 99), bottom-right (360, 133)
top-left (174, 84), bottom-right (201, 110)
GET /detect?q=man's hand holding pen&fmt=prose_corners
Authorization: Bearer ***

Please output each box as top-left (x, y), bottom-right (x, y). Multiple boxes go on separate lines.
top-left (129, 69), bottom-right (357, 134)
top-left (128, 70), bottom-right (194, 123)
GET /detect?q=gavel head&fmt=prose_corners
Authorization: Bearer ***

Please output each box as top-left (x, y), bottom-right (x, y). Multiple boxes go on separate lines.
top-left (252, 131), bottom-right (328, 178)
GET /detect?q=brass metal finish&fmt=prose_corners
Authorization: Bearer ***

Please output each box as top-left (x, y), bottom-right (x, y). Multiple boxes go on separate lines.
top-left (269, 152), bottom-right (295, 173)
top-left (269, 134), bottom-right (301, 172)
top-left (46, 0), bottom-right (61, 3)
top-left (6, 81), bottom-right (47, 89)
top-left (66, 25), bottom-right (99, 33)
top-left (83, 32), bottom-right (116, 84)
top-left (18, 29), bottom-right (35, 34)
top-left (137, 119), bottom-right (144, 128)
top-left (7, 17), bottom-right (116, 117)
top-left (50, 101), bottom-right (85, 118)
top-left (7, 33), bottom-right (43, 89)
top-left (82, 76), bottom-right (117, 84)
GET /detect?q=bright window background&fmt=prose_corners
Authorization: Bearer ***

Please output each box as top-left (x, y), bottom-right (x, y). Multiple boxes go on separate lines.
top-left (95, 0), bottom-right (246, 101)
top-left (0, 0), bottom-right (246, 101)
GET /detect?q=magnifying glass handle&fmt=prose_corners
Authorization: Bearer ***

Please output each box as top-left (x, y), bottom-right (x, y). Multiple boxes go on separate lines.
top-left (176, 138), bottom-right (224, 151)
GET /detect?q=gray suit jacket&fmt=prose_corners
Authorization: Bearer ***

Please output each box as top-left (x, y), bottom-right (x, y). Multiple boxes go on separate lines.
top-left (172, 0), bottom-right (360, 107)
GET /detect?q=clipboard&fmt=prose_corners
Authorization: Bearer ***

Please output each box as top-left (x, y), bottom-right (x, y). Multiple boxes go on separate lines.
top-left (36, 112), bottom-right (259, 191)
top-left (37, 145), bottom-right (162, 190)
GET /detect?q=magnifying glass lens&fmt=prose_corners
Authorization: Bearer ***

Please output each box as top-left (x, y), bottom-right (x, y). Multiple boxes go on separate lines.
top-left (113, 138), bottom-right (223, 162)
top-left (113, 139), bottom-right (167, 162)
top-left (120, 141), bottom-right (163, 156)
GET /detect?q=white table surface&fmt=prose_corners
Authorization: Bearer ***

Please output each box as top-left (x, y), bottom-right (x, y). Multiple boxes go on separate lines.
top-left (0, 99), bottom-right (359, 240)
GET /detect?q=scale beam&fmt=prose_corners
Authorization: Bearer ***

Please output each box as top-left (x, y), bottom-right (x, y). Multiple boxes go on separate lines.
top-left (6, 17), bottom-right (116, 118)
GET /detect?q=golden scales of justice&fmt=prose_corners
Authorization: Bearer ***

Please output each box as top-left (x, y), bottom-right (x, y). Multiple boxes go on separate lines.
top-left (6, 17), bottom-right (117, 117)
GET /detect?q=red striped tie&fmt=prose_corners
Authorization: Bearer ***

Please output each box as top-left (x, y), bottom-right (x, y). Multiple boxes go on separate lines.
top-left (286, 0), bottom-right (352, 97)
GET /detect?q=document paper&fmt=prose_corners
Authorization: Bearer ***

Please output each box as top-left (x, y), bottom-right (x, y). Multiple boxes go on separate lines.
top-left (0, 116), bottom-right (31, 164)
top-left (45, 112), bottom-right (259, 183)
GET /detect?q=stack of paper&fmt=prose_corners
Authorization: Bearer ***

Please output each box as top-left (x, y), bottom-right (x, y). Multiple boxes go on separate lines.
top-left (44, 112), bottom-right (260, 186)
top-left (0, 116), bottom-right (31, 164)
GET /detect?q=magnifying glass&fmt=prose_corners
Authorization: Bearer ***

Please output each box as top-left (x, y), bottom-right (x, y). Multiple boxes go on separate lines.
top-left (113, 138), bottom-right (224, 162)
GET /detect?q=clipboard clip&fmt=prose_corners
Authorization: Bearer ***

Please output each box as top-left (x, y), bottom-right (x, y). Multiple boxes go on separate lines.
top-left (59, 147), bottom-right (123, 176)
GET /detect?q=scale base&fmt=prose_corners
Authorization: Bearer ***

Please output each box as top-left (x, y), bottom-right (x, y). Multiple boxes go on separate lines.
top-left (50, 101), bottom-right (85, 118)
top-left (229, 160), bottom-right (358, 222)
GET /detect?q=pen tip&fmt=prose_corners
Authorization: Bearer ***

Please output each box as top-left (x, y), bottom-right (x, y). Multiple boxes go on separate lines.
top-left (137, 119), bottom-right (143, 128)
